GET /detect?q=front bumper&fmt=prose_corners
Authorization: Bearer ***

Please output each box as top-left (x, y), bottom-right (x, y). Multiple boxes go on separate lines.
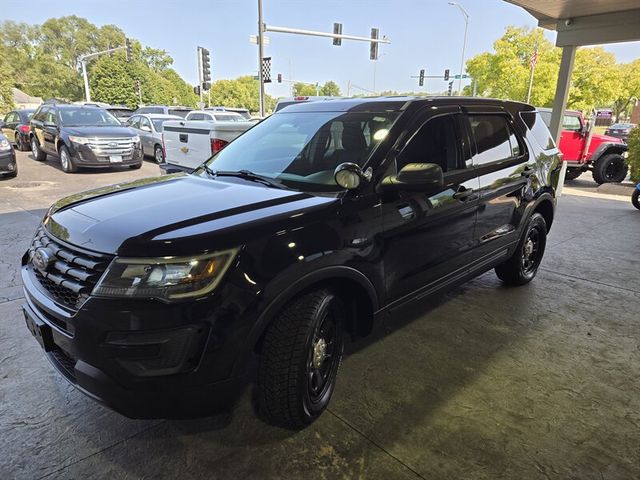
top-left (68, 142), bottom-right (143, 168)
top-left (21, 261), bottom-right (248, 418)
top-left (0, 149), bottom-right (17, 174)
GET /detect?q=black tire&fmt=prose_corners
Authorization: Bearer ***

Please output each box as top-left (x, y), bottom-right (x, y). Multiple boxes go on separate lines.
top-left (129, 162), bottom-right (142, 169)
top-left (59, 145), bottom-right (77, 173)
top-left (258, 289), bottom-right (345, 429)
top-left (632, 189), bottom-right (640, 210)
top-left (495, 213), bottom-right (547, 286)
top-left (15, 133), bottom-right (27, 151)
top-left (154, 145), bottom-right (165, 164)
top-left (31, 137), bottom-right (47, 161)
top-left (564, 168), bottom-right (583, 181)
top-left (592, 153), bottom-right (628, 184)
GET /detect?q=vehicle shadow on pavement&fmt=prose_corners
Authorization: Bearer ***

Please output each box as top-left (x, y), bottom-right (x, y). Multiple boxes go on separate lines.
top-left (24, 151), bottom-right (144, 174)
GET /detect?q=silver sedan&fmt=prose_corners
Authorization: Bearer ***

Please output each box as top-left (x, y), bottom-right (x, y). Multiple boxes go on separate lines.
top-left (126, 113), bottom-right (182, 163)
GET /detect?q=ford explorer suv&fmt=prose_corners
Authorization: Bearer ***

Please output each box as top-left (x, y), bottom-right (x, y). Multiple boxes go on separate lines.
top-left (538, 108), bottom-right (628, 183)
top-left (30, 104), bottom-right (143, 173)
top-left (21, 97), bottom-right (560, 429)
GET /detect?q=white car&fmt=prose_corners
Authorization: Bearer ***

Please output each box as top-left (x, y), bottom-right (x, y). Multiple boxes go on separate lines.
top-left (126, 113), bottom-right (182, 163)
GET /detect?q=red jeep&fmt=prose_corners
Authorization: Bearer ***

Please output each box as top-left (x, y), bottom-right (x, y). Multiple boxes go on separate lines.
top-left (539, 108), bottom-right (628, 184)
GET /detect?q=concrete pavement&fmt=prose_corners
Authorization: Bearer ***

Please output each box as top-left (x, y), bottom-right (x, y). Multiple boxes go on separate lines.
top-left (1, 151), bottom-right (639, 479)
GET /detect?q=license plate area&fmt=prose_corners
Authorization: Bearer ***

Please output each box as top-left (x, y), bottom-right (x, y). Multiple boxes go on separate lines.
top-left (23, 306), bottom-right (54, 352)
top-left (110, 155), bottom-right (123, 163)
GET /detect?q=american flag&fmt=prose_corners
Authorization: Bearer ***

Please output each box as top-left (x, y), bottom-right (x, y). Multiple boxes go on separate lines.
top-left (530, 47), bottom-right (539, 69)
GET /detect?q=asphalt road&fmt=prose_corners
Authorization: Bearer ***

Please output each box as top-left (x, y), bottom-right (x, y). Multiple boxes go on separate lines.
top-left (1, 150), bottom-right (639, 479)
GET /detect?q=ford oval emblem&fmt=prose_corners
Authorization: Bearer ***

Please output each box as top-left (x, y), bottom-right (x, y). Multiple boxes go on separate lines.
top-left (108, 142), bottom-right (118, 148)
top-left (32, 247), bottom-right (54, 273)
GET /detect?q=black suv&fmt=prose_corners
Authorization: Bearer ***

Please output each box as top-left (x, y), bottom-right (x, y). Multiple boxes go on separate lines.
top-left (29, 104), bottom-right (143, 173)
top-left (21, 97), bottom-right (561, 428)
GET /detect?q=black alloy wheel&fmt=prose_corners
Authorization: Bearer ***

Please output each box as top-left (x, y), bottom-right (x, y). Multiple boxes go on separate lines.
top-left (259, 289), bottom-right (345, 429)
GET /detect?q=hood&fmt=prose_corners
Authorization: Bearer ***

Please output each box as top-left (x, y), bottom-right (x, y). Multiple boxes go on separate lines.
top-left (44, 174), bottom-right (338, 256)
top-left (591, 132), bottom-right (624, 144)
top-left (63, 125), bottom-right (136, 137)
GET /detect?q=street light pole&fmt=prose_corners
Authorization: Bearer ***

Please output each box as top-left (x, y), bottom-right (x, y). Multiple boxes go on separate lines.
top-left (257, 0), bottom-right (266, 117)
top-left (81, 59), bottom-right (91, 102)
top-left (448, 2), bottom-right (469, 96)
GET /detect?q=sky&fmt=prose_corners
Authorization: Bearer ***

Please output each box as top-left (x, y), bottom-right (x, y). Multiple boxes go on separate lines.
top-left (2, 0), bottom-right (639, 97)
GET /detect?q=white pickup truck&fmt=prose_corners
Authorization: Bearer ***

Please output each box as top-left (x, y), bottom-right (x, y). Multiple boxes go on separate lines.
top-left (161, 117), bottom-right (253, 173)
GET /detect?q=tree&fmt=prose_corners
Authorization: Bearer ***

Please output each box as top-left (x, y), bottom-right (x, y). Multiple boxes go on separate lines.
top-left (210, 76), bottom-right (275, 113)
top-left (319, 81), bottom-right (341, 96)
top-left (293, 82), bottom-right (317, 96)
top-left (465, 26), bottom-right (626, 111)
top-left (0, 50), bottom-right (14, 112)
top-left (612, 59), bottom-right (640, 121)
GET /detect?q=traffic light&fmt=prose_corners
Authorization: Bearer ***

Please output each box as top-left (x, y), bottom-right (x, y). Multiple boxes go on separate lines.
top-left (447, 81), bottom-right (454, 96)
top-left (125, 38), bottom-right (132, 62)
top-left (202, 82), bottom-right (211, 91)
top-left (369, 28), bottom-right (379, 60)
top-left (444, 69), bottom-right (450, 81)
top-left (277, 73), bottom-right (282, 83)
top-left (333, 23), bottom-right (343, 46)
top-left (193, 85), bottom-right (200, 96)
top-left (418, 69), bottom-right (425, 87)
top-left (200, 48), bottom-right (211, 84)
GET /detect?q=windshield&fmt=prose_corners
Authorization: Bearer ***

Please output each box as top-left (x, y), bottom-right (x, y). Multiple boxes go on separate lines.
top-left (201, 111), bottom-right (398, 192)
top-left (610, 123), bottom-right (633, 129)
top-left (59, 108), bottom-right (121, 126)
top-left (168, 108), bottom-right (191, 118)
top-left (214, 114), bottom-right (244, 122)
top-left (108, 108), bottom-right (133, 119)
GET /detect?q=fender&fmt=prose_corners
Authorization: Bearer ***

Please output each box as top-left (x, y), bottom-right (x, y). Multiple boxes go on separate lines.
top-left (233, 265), bottom-right (379, 376)
top-left (589, 142), bottom-right (628, 162)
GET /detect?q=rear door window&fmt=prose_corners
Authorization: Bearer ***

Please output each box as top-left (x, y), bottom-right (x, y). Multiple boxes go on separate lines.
top-left (562, 115), bottom-right (582, 131)
top-left (469, 115), bottom-right (520, 165)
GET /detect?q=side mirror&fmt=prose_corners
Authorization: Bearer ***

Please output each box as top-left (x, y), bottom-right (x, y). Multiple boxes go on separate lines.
top-left (43, 121), bottom-right (57, 128)
top-left (334, 162), bottom-right (372, 190)
top-left (381, 163), bottom-right (444, 192)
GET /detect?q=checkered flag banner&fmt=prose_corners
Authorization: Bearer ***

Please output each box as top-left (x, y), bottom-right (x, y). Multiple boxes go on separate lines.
top-left (262, 57), bottom-right (272, 83)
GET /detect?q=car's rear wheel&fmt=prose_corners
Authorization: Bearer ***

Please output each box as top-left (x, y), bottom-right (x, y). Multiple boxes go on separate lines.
top-left (31, 137), bottom-right (47, 161)
top-left (154, 145), bottom-right (164, 164)
top-left (15, 133), bottom-right (25, 151)
top-left (495, 213), bottom-right (547, 286)
top-left (592, 153), bottom-right (628, 184)
top-left (564, 167), bottom-right (583, 181)
top-left (258, 289), bottom-right (344, 429)
top-left (59, 145), bottom-right (77, 173)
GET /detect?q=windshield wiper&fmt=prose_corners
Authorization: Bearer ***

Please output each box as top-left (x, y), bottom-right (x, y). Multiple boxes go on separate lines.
top-left (202, 166), bottom-right (289, 190)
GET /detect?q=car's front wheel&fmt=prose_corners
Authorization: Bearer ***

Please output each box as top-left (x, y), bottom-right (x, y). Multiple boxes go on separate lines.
top-left (31, 137), bottom-right (47, 161)
top-left (495, 212), bottom-right (547, 286)
top-left (59, 145), bottom-right (77, 173)
top-left (258, 289), bottom-right (345, 429)
top-left (632, 189), bottom-right (640, 210)
top-left (592, 153), bottom-right (628, 184)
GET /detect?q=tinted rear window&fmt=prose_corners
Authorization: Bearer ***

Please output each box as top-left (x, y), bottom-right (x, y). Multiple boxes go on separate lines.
top-left (521, 112), bottom-right (556, 151)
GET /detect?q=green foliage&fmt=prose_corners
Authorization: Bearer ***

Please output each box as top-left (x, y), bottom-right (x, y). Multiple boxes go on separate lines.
top-left (0, 16), bottom-right (195, 107)
top-left (293, 82), bottom-right (317, 96)
top-left (210, 76), bottom-right (275, 113)
top-left (319, 81), bottom-right (341, 96)
top-left (0, 50), bottom-right (14, 112)
top-left (612, 59), bottom-right (640, 121)
top-left (465, 26), bottom-right (630, 112)
top-left (292, 81), bottom-right (341, 97)
top-left (627, 127), bottom-right (640, 183)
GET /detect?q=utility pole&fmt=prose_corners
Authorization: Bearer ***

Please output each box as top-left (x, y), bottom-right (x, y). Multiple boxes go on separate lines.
top-left (80, 43), bottom-right (129, 102)
top-left (448, 2), bottom-right (469, 96)
top-left (257, 0), bottom-right (266, 116)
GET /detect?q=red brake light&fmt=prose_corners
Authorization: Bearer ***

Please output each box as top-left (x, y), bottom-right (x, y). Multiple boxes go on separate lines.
top-left (211, 138), bottom-right (228, 154)
top-left (19, 125), bottom-right (30, 133)
top-left (294, 96), bottom-right (309, 101)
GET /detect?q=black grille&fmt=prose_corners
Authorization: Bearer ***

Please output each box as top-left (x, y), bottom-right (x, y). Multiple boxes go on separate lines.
top-left (28, 227), bottom-right (113, 310)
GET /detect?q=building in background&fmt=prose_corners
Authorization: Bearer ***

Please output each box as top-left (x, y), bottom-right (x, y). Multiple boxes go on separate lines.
top-left (12, 88), bottom-right (42, 109)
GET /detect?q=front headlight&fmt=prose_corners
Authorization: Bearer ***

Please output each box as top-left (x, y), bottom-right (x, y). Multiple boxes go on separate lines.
top-left (68, 136), bottom-right (91, 144)
top-left (0, 139), bottom-right (11, 151)
top-left (132, 135), bottom-right (141, 143)
top-left (93, 249), bottom-right (238, 300)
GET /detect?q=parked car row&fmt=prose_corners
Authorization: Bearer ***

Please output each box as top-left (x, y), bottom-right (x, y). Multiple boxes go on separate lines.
top-left (0, 102), bottom-right (259, 174)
